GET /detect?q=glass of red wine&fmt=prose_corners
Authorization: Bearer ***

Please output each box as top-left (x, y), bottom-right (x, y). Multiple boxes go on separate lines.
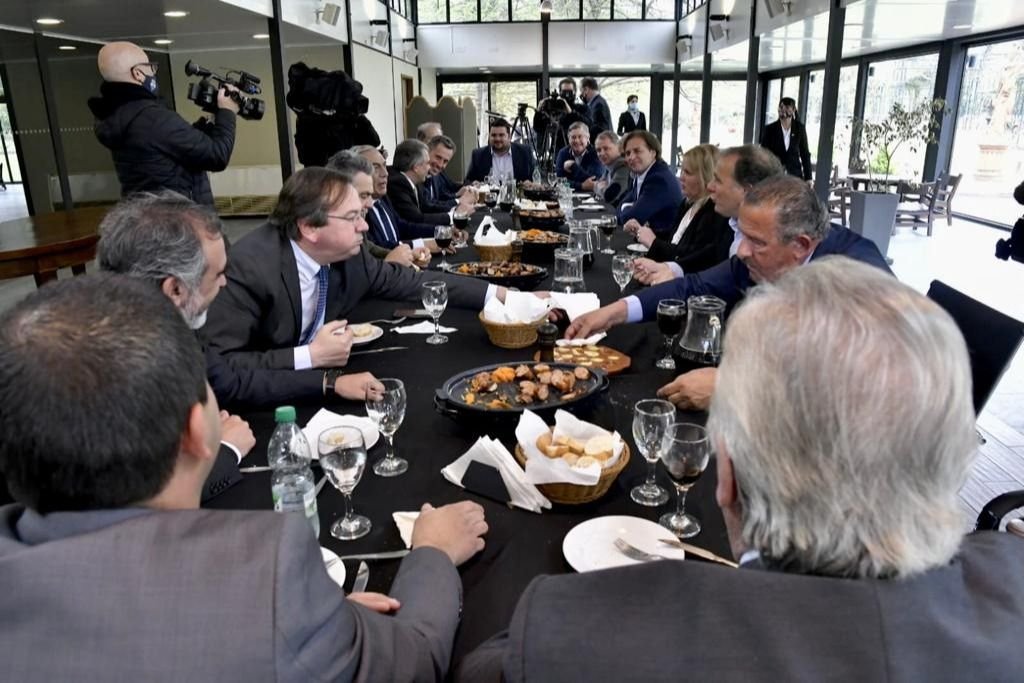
top-left (452, 212), bottom-right (470, 248)
top-left (434, 224), bottom-right (453, 271)
top-left (659, 422), bottom-right (711, 538)
top-left (599, 216), bottom-right (617, 254)
top-left (484, 192), bottom-right (498, 214)
top-left (655, 299), bottom-right (686, 370)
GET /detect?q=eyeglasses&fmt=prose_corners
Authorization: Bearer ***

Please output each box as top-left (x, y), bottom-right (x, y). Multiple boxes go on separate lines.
top-left (131, 62), bottom-right (159, 75)
top-left (327, 210), bottom-right (368, 224)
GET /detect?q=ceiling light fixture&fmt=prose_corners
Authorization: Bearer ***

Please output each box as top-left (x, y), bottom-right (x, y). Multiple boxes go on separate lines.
top-left (253, 33), bottom-right (270, 39)
top-left (163, 10), bottom-right (189, 18)
top-left (35, 17), bottom-right (63, 25)
top-left (540, 0), bottom-right (553, 14)
top-left (153, 39), bottom-right (174, 45)
top-left (58, 45), bottom-right (77, 51)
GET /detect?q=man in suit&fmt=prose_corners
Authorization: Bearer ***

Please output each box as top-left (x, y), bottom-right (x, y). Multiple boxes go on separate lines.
top-left (554, 121), bottom-right (604, 191)
top-left (580, 77), bottom-right (612, 137)
top-left (616, 94), bottom-right (647, 134)
top-left (569, 174), bottom-right (891, 409)
top-left (464, 118), bottom-right (536, 183)
top-left (424, 134), bottom-right (473, 208)
top-left (582, 130), bottom-right (631, 206)
top-left (387, 139), bottom-right (462, 227)
top-left (203, 167), bottom-right (505, 380)
top-left (760, 97), bottom-right (813, 181)
top-left (462, 257), bottom-right (1024, 682)
top-left (617, 130), bottom-right (683, 235)
top-left (0, 273), bottom-right (490, 681)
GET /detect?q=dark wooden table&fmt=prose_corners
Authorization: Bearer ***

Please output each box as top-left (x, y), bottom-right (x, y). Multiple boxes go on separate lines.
top-left (0, 206), bottom-right (107, 286)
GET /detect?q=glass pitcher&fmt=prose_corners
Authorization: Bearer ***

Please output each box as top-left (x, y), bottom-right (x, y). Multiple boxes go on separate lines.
top-left (498, 177), bottom-right (516, 213)
top-left (568, 224), bottom-right (595, 271)
top-left (672, 295), bottom-right (726, 373)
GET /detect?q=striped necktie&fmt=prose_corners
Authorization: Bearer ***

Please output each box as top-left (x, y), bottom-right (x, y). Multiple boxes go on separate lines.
top-left (374, 204), bottom-right (398, 245)
top-left (300, 265), bottom-right (329, 345)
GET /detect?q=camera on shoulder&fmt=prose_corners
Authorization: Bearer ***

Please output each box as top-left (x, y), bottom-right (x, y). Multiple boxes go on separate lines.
top-left (184, 60), bottom-right (266, 120)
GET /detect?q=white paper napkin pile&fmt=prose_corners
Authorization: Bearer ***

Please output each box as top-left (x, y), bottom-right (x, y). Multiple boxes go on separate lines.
top-left (474, 217), bottom-right (514, 246)
top-left (515, 409), bottom-right (624, 485)
top-left (393, 321), bottom-right (457, 334)
top-left (301, 409), bottom-right (378, 455)
top-left (442, 436), bottom-right (551, 513)
top-left (392, 511), bottom-right (418, 548)
top-left (483, 290), bottom-right (551, 324)
top-left (548, 292), bottom-right (606, 345)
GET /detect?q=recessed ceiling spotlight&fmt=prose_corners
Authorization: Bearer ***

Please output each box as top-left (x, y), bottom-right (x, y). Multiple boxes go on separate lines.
top-left (58, 45), bottom-right (77, 51)
top-left (953, 24), bottom-right (972, 30)
top-left (164, 10), bottom-right (189, 18)
top-left (35, 17), bottom-right (63, 25)
top-left (253, 33), bottom-right (270, 39)
top-left (153, 39), bottom-right (174, 45)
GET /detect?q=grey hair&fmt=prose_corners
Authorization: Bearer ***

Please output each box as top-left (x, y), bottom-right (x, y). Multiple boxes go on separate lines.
top-left (721, 144), bottom-right (785, 188)
top-left (349, 144), bottom-right (378, 157)
top-left (97, 191), bottom-right (222, 292)
top-left (708, 257), bottom-right (976, 579)
top-left (743, 174), bottom-right (830, 242)
top-left (392, 139), bottom-right (429, 173)
top-left (567, 121), bottom-right (590, 136)
top-left (416, 121), bottom-right (442, 141)
top-left (595, 130), bottom-right (619, 146)
top-left (325, 149), bottom-right (374, 177)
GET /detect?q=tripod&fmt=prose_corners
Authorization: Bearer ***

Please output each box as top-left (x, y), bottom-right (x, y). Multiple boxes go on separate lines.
top-left (510, 103), bottom-right (537, 158)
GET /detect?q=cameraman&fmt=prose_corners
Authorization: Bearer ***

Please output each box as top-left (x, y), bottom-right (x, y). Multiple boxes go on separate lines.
top-left (996, 179), bottom-right (1024, 262)
top-left (534, 78), bottom-right (592, 161)
top-left (89, 42), bottom-right (237, 208)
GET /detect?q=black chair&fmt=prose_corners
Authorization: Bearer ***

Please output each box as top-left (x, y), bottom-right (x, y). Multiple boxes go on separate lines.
top-left (926, 280), bottom-right (1024, 415)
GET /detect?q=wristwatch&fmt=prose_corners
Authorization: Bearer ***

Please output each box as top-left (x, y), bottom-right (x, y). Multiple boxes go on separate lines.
top-left (323, 368), bottom-right (344, 396)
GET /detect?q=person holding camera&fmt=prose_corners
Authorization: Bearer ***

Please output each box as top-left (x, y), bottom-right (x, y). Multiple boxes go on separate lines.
top-left (89, 42), bottom-right (238, 208)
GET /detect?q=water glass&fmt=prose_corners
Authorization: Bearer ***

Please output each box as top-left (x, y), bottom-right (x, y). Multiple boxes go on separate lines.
top-left (630, 399), bottom-right (675, 506)
top-left (659, 422), bottom-right (711, 538)
top-left (318, 426), bottom-right (371, 540)
top-left (422, 281), bottom-right (449, 345)
top-left (553, 248), bottom-right (584, 293)
top-left (365, 378), bottom-right (408, 477)
top-left (612, 254), bottom-right (634, 292)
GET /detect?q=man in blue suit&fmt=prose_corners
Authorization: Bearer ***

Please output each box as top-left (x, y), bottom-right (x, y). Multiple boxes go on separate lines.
top-left (464, 118), bottom-right (536, 183)
top-left (580, 77), bottom-right (613, 137)
top-left (567, 174), bottom-right (891, 409)
top-left (617, 130), bottom-right (683, 235)
top-left (423, 134), bottom-right (472, 209)
top-left (352, 145), bottom-right (442, 250)
top-left (555, 121), bottom-right (604, 191)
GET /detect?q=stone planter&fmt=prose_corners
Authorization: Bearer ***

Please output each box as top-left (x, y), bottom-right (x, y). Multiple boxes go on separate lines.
top-left (849, 191), bottom-right (899, 258)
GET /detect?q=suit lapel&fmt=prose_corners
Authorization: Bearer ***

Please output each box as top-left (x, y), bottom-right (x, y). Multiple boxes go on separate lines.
top-left (279, 237), bottom-right (302, 338)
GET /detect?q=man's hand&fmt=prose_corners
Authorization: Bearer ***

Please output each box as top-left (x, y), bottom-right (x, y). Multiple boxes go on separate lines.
top-left (636, 225), bottom-right (657, 247)
top-left (581, 177), bottom-right (597, 191)
top-left (384, 243), bottom-right (415, 267)
top-left (456, 196), bottom-right (477, 216)
top-left (565, 301), bottom-right (628, 340)
top-left (623, 218), bottom-right (642, 237)
top-left (633, 258), bottom-right (674, 286)
top-left (216, 84), bottom-right (241, 114)
top-left (412, 247), bottom-right (432, 268)
top-left (347, 592), bottom-right (401, 614)
top-left (455, 186), bottom-right (472, 198)
top-left (334, 372), bottom-right (385, 401)
top-left (411, 501), bottom-right (488, 566)
top-left (563, 160), bottom-right (575, 173)
top-left (424, 239), bottom-right (455, 255)
top-left (657, 367), bottom-right (717, 411)
top-left (219, 411), bottom-right (255, 457)
top-left (309, 320), bottom-right (353, 368)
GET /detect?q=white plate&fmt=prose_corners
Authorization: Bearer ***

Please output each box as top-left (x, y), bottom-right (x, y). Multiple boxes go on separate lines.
top-left (321, 547), bottom-right (347, 588)
top-left (562, 515), bottom-right (686, 572)
top-left (575, 204), bottom-right (605, 212)
top-left (350, 324), bottom-right (384, 345)
top-left (626, 243), bottom-right (649, 254)
top-left (306, 414), bottom-right (380, 456)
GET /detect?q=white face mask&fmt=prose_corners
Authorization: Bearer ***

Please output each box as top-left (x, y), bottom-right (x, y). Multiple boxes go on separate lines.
top-left (628, 102), bottom-right (639, 113)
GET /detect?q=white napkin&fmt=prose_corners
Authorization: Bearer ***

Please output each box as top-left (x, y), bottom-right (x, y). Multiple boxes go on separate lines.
top-left (442, 436), bottom-right (551, 513)
top-left (483, 290), bottom-right (551, 324)
top-left (393, 321), bottom-right (457, 334)
top-left (549, 292), bottom-right (601, 321)
top-left (575, 204), bottom-right (604, 212)
top-left (556, 333), bottom-right (606, 347)
top-left (515, 409), bottom-right (624, 485)
top-left (392, 511), bottom-right (418, 548)
top-left (301, 409), bottom-right (377, 456)
top-left (474, 217), bottom-right (515, 246)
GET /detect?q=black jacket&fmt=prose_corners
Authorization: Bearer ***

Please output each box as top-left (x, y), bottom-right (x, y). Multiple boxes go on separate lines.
top-left (386, 170), bottom-right (451, 226)
top-left (646, 198), bottom-right (734, 274)
top-left (760, 119), bottom-right (813, 181)
top-left (88, 82), bottom-right (236, 206)
top-left (617, 111), bottom-right (647, 135)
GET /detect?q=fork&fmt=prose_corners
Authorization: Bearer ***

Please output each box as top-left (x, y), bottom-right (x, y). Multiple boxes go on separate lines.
top-left (362, 316), bottom-right (407, 325)
top-left (614, 537), bottom-right (677, 563)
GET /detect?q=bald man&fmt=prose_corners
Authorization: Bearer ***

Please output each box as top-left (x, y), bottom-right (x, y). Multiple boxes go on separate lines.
top-left (88, 41), bottom-right (239, 207)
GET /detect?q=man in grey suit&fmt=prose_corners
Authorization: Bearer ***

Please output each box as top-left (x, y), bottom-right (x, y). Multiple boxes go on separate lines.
top-left (461, 258), bottom-right (1024, 682)
top-left (0, 273), bottom-right (489, 682)
top-left (203, 167), bottom-right (507, 393)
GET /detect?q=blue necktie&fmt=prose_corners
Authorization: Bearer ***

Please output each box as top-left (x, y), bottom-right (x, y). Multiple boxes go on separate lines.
top-left (374, 204), bottom-right (398, 245)
top-left (300, 265), bottom-right (329, 345)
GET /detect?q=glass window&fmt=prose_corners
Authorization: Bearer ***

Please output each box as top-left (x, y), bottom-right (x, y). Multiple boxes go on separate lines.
top-left (596, 76), bottom-right (651, 133)
top-left (764, 78), bottom-right (781, 125)
top-left (417, 0), bottom-right (446, 23)
top-left (645, 0), bottom-right (673, 19)
top-left (442, 82), bottom-right (491, 146)
top-left (709, 80), bottom-right (747, 147)
top-left (549, 0), bottom-right (580, 20)
top-left (950, 39), bottom-right (1024, 226)
top-left (804, 69), bottom-right (824, 170)
top-left (0, 104), bottom-right (22, 183)
top-left (862, 52), bottom-right (939, 180)
top-left (582, 0), bottom-right (611, 19)
top-left (663, 79), bottom-right (703, 158)
top-left (449, 0), bottom-right (478, 21)
top-left (781, 76), bottom-right (798, 102)
top-left (481, 0), bottom-right (510, 21)
top-left (613, 0), bottom-right (642, 19)
top-left (490, 81), bottom-right (539, 127)
top-left (512, 0), bottom-right (540, 21)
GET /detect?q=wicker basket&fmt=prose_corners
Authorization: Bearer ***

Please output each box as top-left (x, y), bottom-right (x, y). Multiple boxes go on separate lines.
top-left (475, 243), bottom-right (514, 262)
top-left (514, 439), bottom-right (631, 505)
top-left (478, 311), bottom-right (546, 349)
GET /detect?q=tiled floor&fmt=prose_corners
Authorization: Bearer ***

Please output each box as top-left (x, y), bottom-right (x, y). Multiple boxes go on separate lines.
top-left (0, 184), bottom-right (29, 223)
top-left (0, 212), bottom-right (1021, 522)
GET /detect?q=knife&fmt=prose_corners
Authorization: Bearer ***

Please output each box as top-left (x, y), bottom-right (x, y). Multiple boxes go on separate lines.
top-left (336, 549), bottom-right (411, 562)
top-left (351, 561), bottom-right (370, 593)
top-left (351, 346), bottom-right (408, 356)
top-left (659, 538), bottom-right (739, 568)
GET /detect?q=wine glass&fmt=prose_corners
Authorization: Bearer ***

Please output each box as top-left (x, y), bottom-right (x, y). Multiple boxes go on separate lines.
top-left (655, 299), bottom-right (686, 370)
top-left (452, 210), bottom-right (470, 248)
top-left (434, 224), bottom-right (453, 271)
top-left (484, 192), bottom-right (498, 214)
top-left (421, 281), bottom-right (449, 345)
top-left (318, 426), bottom-right (371, 540)
top-left (365, 378), bottom-right (408, 477)
top-left (612, 254), bottom-right (634, 293)
top-left (631, 399), bottom-right (675, 506)
top-left (599, 216), bottom-right (616, 254)
top-left (659, 423), bottom-right (711, 538)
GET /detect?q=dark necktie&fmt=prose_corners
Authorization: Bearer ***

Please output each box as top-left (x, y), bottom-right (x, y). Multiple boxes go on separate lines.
top-left (300, 265), bottom-right (329, 345)
top-left (374, 204), bottom-right (398, 245)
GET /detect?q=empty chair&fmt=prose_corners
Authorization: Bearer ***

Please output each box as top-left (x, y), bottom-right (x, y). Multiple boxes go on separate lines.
top-left (827, 166), bottom-right (849, 228)
top-left (894, 179), bottom-right (939, 235)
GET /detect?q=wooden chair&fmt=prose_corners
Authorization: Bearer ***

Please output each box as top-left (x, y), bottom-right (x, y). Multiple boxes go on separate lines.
top-left (826, 165), bottom-right (849, 228)
top-left (934, 172), bottom-right (962, 227)
top-left (894, 180), bottom-right (939, 235)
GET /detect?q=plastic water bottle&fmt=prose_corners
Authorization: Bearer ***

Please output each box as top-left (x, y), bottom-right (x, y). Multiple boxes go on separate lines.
top-left (268, 406), bottom-right (319, 538)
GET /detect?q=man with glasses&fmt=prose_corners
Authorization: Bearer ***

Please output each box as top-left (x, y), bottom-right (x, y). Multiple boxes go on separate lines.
top-left (89, 41), bottom-right (238, 207)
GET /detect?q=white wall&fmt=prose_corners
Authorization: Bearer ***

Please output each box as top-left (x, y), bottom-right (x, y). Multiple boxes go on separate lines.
top-left (548, 22), bottom-right (675, 66)
top-left (418, 24), bottom-right (543, 69)
top-left (282, 0), bottom-right (350, 43)
top-left (393, 59), bottom-right (419, 139)
top-left (352, 44), bottom-right (399, 151)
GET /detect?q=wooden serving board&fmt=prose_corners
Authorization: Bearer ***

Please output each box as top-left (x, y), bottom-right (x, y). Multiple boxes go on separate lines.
top-left (534, 345), bottom-right (631, 375)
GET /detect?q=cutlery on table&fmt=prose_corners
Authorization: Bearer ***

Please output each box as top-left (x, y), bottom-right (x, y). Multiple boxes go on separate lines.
top-left (351, 561), bottom-right (370, 593)
top-left (613, 537), bottom-right (675, 563)
top-left (314, 474), bottom-right (329, 496)
top-left (335, 549), bottom-right (411, 562)
top-left (658, 538), bottom-right (739, 568)
top-left (363, 317), bottom-right (407, 325)
top-left (240, 462), bottom-right (322, 474)
top-left (351, 346), bottom-right (408, 356)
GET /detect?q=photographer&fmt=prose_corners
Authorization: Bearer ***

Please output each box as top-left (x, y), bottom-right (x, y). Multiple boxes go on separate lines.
top-left (89, 42), bottom-right (237, 208)
top-left (534, 78), bottom-right (592, 164)
top-left (996, 179), bottom-right (1024, 263)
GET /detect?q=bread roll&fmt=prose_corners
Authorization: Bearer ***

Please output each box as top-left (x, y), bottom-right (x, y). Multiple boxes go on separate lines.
top-left (575, 456), bottom-right (598, 469)
top-left (584, 434), bottom-right (615, 462)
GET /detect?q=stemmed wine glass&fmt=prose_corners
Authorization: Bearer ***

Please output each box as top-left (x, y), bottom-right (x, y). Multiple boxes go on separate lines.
top-left (365, 378), bottom-right (408, 477)
top-left (630, 398), bottom-right (675, 506)
top-left (659, 423), bottom-right (711, 538)
top-left (434, 224), bottom-right (453, 271)
top-left (599, 216), bottom-right (616, 254)
top-left (655, 299), bottom-right (686, 370)
top-left (317, 426), bottom-right (371, 540)
top-left (422, 281), bottom-right (449, 345)
top-left (612, 254), bottom-right (634, 293)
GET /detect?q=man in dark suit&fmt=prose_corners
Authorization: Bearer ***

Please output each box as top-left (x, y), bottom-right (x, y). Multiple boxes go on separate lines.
top-left (616, 94), bottom-right (647, 134)
top-left (464, 118), bottom-right (536, 183)
top-left (0, 273), bottom-right (491, 681)
top-left (387, 139), bottom-right (461, 227)
top-left (617, 130), bottom-right (684, 235)
top-left (463, 257), bottom-right (1024, 682)
top-left (580, 77), bottom-right (612, 137)
top-left (424, 134), bottom-right (473, 208)
top-left (760, 97), bottom-right (813, 181)
top-left (554, 121), bottom-right (604, 191)
top-left (569, 174), bottom-right (891, 409)
top-left (584, 130), bottom-right (631, 206)
top-left (96, 192), bottom-right (259, 503)
top-left (203, 167), bottom-right (504, 382)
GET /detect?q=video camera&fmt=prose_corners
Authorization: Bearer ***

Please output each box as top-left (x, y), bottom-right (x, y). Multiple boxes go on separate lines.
top-left (184, 60), bottom-right (265, 121)
top-left (286, 62), bottom-right (369, 116)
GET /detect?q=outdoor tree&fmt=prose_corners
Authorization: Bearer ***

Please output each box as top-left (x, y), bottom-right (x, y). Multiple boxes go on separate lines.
top-left (852, 98), bottom-right (946, 188)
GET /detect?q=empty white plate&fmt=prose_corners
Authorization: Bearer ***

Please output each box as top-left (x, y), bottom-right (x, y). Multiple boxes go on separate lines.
top-left (626, 243), bottom-right (649, 254)
top-left (321, 547), bottom-right (347, 588)
top-left (562, 515), bottom-right (686, 572)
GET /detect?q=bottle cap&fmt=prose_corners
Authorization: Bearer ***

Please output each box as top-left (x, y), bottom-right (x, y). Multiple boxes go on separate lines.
top-left (537, 322), bottom-right (558, 346)
top-left (274, 406), bottom-right (297, 423)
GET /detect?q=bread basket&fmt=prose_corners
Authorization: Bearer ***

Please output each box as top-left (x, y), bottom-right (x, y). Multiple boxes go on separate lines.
top-left (478, 311), bottom-right (545, 349)
top-left (513, 440), bottom-right (631, 504)
top-left (475, 243), bottom-right (515, 262)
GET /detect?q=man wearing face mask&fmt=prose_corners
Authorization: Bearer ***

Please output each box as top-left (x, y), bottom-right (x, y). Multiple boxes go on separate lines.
top-left (88, 41), bottom-right (239, 207)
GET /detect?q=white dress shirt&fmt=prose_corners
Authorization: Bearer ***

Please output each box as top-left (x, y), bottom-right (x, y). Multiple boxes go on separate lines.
top-left (728, 216), bottom-right (742, 257)
top-left (491, 148), bottom-right (514, 180)
top-left (289, 240), bottom-right (325, 370)
top-left (782, 125), bottom-right (792, 151)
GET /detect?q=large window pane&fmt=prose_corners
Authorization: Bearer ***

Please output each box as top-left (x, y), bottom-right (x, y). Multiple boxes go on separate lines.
top-left (481, 0), bottom-right (510, 20)
top-left (512, 0), bottom-right (540, 21)
top-left (662, 80), bottom-right (703, 158)
top-left (550, 0), bottom-right (580, 20)
top-left (950, 39), bottom-right (1024, 226)
top-left (830, 65), bottom-right (859, 176)
top-left (862, 52), bottom-right (939, 180)
top-left (781, 76), bottom-right (798, 102)
top-left (582, 0), bottom-right (611, 19)
top-left (804, 69), bottom-right (825, 171)
top-left (417, 0), bottom-right (446, 23)
top-left (709, 81), bottom-right (747, 148)
top-left (449, 0), bottom-right (477, 21)
top-left (613, 0), bottom-right (642, 19)
top-left (764, 78), bottom-right (781, 125)
top-left (645, 0), bottom-right (673, 19)
top-left (442, 82), bottom-right (490, 146)
top-left (490, 81), bottom-right (539, 134)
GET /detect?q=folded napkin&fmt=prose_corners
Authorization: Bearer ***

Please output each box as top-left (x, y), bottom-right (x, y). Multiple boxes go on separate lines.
top-left (515, 409), bottom-right (624, 486)
top-left (549, 292), bottom-right (601, 321)
top-left (301, 409), bottom-right (377, 457)
top-left (442, 436), bottom-right (551, 513)
top-left (392, 511), bottom-right (418, 548)
top-left (393, 321), bottom-right (457, 334)
top-left (483, 290), bottom-right (551, 324)
top-left (474, 217), bottom-right (514, 246)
